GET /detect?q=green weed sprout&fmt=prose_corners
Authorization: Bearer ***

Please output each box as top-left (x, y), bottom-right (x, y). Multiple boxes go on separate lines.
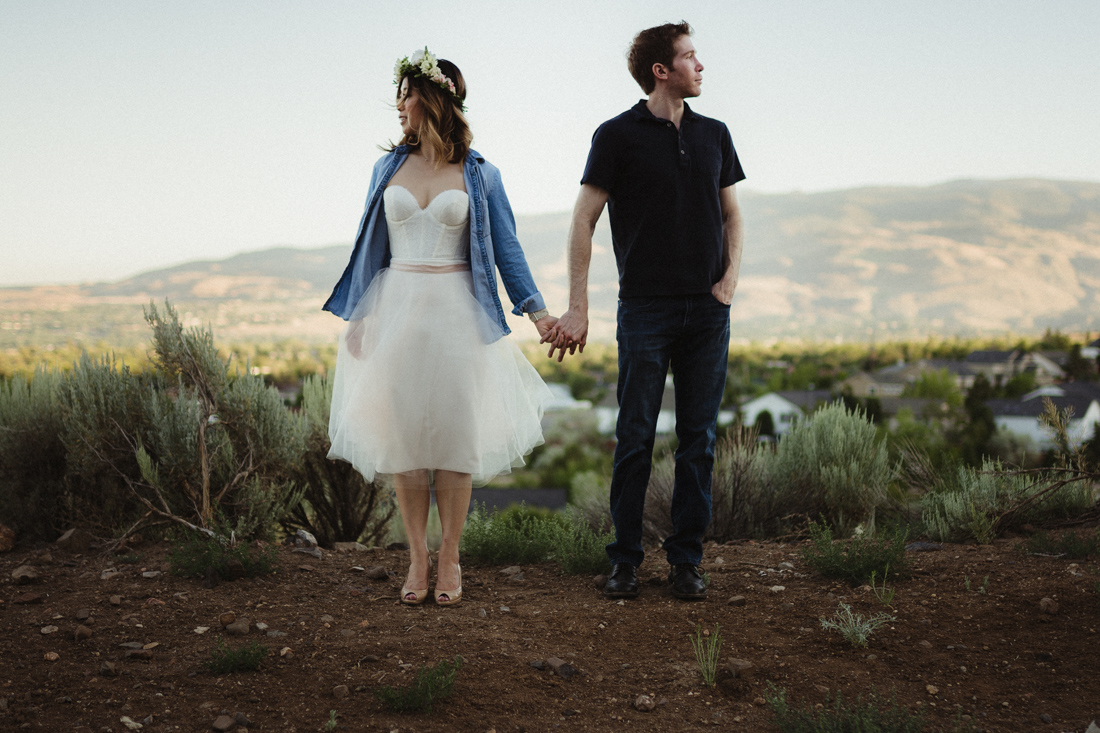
top-left (819, 603), bottom-right (895, 649)
top-left (689, 623), bottom-right (722, 687)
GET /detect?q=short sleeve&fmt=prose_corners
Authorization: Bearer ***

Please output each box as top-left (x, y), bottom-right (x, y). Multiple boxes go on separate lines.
top-left (580, 122), bottom-right (618, 191)
top-left (719, 124), bottom-right (746, 188)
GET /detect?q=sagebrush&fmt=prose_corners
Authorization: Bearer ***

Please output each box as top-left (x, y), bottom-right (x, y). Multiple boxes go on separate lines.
top-left (800, 518), bottom-right (909, 586)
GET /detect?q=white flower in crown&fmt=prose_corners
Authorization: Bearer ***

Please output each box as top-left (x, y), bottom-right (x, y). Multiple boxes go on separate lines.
top-left (393, 46), bottom-right (465, 111)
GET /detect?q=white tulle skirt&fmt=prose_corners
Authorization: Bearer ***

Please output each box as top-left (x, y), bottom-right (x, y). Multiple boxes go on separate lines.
top-left (327, 265), bottom-right (552, 487)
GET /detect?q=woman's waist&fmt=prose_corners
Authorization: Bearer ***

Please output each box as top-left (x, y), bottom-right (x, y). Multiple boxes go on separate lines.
top-left (389, 257), bottom-right (469, 273)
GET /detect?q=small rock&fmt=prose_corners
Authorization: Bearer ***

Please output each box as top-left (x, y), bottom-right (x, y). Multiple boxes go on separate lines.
top-left (194, 626), bottom-right (210, 634)
top-left (478, 608), bottom-right (488, 618)
top-left (40, 625), bottom-right (59, 635)
top-left (546, 657), bottom-right (577, 680)
top-left (293, 529), bottom-right (318, 547)
top-left (529, 659), bottom-right (546, 670)
top-left (141, 571), bottom-right (161, 579)
top-left (508, 573), bottom-right (526, 582)
top-left (219, 612), bottom-right (237, 627)
top-left (365, 566), bottom-right (389, 580)
top-left (350, 566), bottom-right (365, 572)
top-left (266, 630), bottom-right (287, 638)
top-left (233, 712), bottom-right (251, 727)
top-left (43, 651), bottom-right (59, 661)
top-left (1086, 722), bottom-right (1100, 733)
top-left (333, 685), bottom-right (349, 699)
top-left (12, 565), bottom-right (38, 584)
top-left (634, 694), bottom-right (656, 712)
top-left (211, 714), bottom-right (235, 732)
top-left (727, 595), bottom-right (746, 606)
top-left (339, 629), bottom-right (355, 637)
top-left (100, 568), bottom-right (121, 580)
top-left (119, 716), bottom-right (143, 730)
top-left (75, 625), bottom-right (93, 641)
top-left (753, 697), bottom-right (767, 706)
top-left (225, 617), bottom-right (251, 636)
top-left (14, 591), bottom-right (44, 604)
top-left (359, 655), bottom-right (379, 663)
top-left (500, 566), bottom-right (523, 575)
top-left (255, 622), bottom-right (268, 631)
top-left (297, 564), bottom-right (315, 572)
top-left (1039, 713), bottom-right (1053, 724)
top-left (919, 640), bottom-right (932, 648)
top-left (110, 595), bottom-right (122, 606)
top-left (499, 606), bottom-right (511, 613)
top-left (55, 528), bottom-right (95, 553)
top-left (769, 585), bottom-right (785, 593)
top-left (926, 684), bottom-right (939, 695)
top-left (1039, 597), bottom-right (1059, 615)
top-left (293, 547), bottom-right (323, 559)
top-left (593, 574), bottom-right (608, 590)
top-left (0, 522), bottom-right (15, 552)
top-left (778, 561), bottom-right (795, 570)
top-left (727, 658), bottom-right (755, 678)
top-left (75, 608), bottom-right (91, 621)
top-left (279, 647), bottom-right (293, 658)
top-left (119, 642), bottom-right (144, 649)
top-left (334, 542), bottom-right (368, 553)
top-left (320, 614), bottom-right (335, 623)
top-left (100, 661), bottom-right (118, 677)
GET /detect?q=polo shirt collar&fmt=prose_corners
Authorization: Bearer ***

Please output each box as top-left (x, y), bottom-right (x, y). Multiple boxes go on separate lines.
top-left (630, 99), bottom-right (697, 124)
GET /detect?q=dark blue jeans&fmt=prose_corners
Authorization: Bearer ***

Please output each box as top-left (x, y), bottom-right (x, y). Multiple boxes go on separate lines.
top-left (606, 294), bottom-right (730, 568)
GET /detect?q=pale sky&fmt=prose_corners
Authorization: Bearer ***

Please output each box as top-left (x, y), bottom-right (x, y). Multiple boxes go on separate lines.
top-left (2, 0), bottom-right (1098, 286)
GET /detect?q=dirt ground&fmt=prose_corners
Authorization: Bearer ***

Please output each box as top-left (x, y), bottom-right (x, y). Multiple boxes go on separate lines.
top-left (2, 533), bottom-right (1099, 732)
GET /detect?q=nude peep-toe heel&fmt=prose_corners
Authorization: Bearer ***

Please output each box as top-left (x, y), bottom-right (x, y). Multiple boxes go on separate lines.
top-left (401, 558), bottom-right (431, 606)
top-left (434, 564), bottom-right (462, 606)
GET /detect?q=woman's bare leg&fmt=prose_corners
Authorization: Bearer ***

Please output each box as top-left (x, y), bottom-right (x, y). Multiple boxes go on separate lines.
top-left (394, 470), bottom-right (431, 599)
top-left (434, 469), bottom-right (472, 596)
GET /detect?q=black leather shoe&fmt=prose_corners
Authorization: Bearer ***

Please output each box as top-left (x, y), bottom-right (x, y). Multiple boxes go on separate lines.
top-left (668, 564), bottom-right (707, 600)
top-left (603, 563), bottom-right (640, 598)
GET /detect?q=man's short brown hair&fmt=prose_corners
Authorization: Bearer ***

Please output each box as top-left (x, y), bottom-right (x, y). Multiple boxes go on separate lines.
top-left (627, 21), bottom-right (693, 94)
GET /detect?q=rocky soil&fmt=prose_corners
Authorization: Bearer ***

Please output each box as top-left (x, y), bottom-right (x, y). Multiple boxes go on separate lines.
top-left (2, 532), bottom-right (1099, 732)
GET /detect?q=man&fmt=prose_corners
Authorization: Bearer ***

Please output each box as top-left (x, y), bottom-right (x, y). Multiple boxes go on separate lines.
top-left (545, 22), bottom-right (745, 601)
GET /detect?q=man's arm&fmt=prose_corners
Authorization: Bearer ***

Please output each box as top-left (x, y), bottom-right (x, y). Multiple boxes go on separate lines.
top-left (711, 184), bottom-right (743, 305)
top-left (543, 184), bottom-right (609, 361)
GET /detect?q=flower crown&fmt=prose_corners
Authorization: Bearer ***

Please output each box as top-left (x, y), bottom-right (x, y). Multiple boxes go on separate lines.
top-left (394, 47), bottom-right (465, 111)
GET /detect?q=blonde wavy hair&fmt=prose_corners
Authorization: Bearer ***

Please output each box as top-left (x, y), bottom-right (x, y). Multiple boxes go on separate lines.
top-left (387, 58), bottom-right (472, 166)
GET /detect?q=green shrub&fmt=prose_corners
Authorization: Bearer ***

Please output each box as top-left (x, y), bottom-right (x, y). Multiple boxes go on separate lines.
top-left (0, 367), bottom-right (67, 541)
top-left (922, 460), bottom-right (1093, 543)
top-left (551, 513), bottom-right (613, 575)
top-left (819, 602), bottom-right (895, 648)
top-left (800, 518), bottom-right (909, 586)
top-left (203, 638), bottom-right (269, 674)
top-left (281, 374), bottom-right (395, 547)
top-left (1024, 529), bottom-right (1100, 559)
top-left (765, 682), bottom-right (925, 733)
top-left (766, 402), bottom-right (896, 536)
top-left (459, 503), bottom-right (561, 565)
top-left (375, 656), bottom-right (462, 714)
top-left (167, 530), bottom-right (278, 579)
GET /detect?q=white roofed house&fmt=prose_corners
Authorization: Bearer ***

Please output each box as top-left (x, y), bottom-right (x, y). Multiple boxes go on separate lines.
top-left (987, 382), bottom-right (1100, 450)
top-left (740, 390), bottom-right (833, 436)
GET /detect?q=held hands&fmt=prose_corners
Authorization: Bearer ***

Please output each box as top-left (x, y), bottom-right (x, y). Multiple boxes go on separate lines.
top-left (540, 308), bottom-right (588, 362)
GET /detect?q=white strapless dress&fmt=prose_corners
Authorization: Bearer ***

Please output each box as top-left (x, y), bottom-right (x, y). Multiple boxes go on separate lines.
top-left (327, 185), bottom-right (552, 486)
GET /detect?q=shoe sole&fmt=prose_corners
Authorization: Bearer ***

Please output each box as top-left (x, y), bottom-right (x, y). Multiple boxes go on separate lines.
top-left (603, 589), bottom-right (640, 599)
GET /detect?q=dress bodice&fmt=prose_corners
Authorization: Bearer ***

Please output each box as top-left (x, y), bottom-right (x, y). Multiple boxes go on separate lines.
top-left (383, 186), bottom-right (470, 264)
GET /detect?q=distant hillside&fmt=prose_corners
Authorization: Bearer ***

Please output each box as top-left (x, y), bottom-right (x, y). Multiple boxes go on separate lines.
top-left (3, 178), bottom-right (1099, 347)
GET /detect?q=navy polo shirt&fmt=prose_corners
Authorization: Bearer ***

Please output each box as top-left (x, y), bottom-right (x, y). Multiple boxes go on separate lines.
top-left (581, 100), bottom-right (745, 298)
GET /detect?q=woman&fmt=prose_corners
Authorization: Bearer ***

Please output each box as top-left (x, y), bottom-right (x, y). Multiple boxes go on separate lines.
top-left (323, 48), bottom-right (555, 607)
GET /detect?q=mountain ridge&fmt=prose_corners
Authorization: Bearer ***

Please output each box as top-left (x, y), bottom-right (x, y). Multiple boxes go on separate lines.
top-left (3, 178), bottom-right (1098, 345)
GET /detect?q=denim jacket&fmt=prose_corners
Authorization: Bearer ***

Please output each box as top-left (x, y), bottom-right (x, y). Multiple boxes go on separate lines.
top-left (323, 147), bottom-right (545, 336)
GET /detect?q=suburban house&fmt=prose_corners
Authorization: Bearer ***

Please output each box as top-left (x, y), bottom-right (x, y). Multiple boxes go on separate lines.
top-left (839, 358), bottom-right (978, 397)
top-left (593, 376), bottom-right (736, 435)
top-left (739, 390), bottom-right (832, 435)
top-left (987, 382), bottom-right (1100, 449)
top-left (1082, 339), bottom-right (1100, 361)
